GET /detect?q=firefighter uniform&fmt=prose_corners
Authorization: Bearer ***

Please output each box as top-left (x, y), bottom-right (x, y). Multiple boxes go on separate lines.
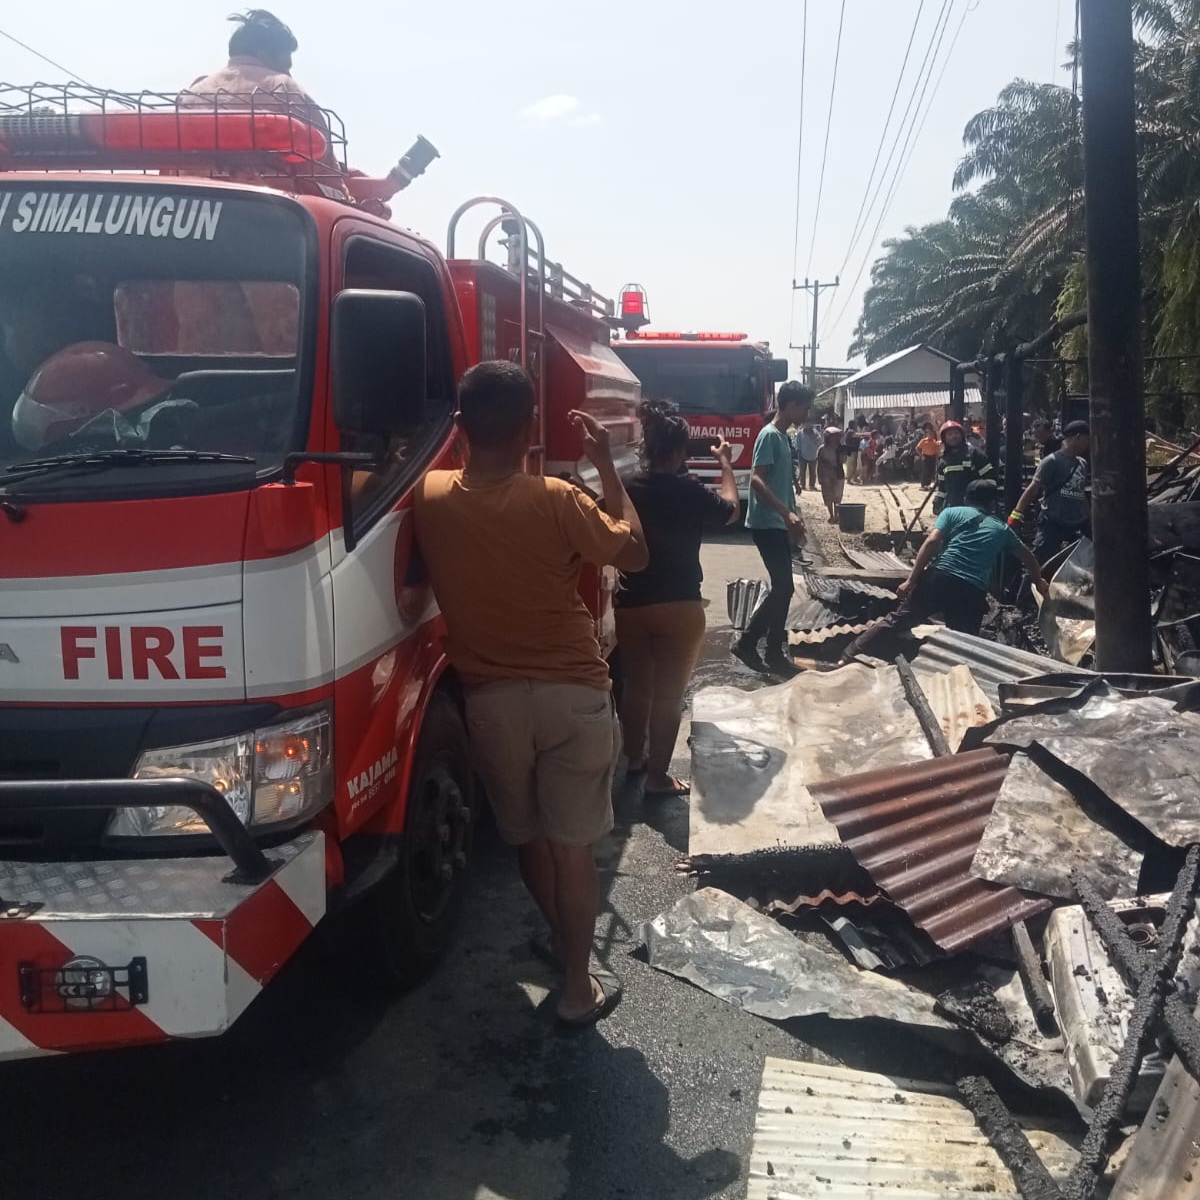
top-left (933, 422), bottom-right (994, 515)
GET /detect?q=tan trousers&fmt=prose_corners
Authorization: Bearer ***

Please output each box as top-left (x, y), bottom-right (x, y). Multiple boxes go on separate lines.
top-left (615, 601), bottom-right (706, 776)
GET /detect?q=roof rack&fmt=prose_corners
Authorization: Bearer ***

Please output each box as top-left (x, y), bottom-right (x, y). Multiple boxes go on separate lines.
top-left (0, 83), bottom-right (438, 214)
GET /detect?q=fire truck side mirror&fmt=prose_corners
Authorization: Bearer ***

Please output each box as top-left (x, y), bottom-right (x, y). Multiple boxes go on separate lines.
top-left (769, 358), bottom-right (789, 384)
top-left (331, 289), bottom-right (428, 436)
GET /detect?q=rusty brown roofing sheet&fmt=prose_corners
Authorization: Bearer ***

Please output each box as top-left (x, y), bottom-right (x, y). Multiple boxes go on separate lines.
top-left (810, 747), bottom-right (1052, 953)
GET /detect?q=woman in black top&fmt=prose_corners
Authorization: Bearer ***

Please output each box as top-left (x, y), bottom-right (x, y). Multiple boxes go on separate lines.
top-left (617, 400), bottom-right (740, 797)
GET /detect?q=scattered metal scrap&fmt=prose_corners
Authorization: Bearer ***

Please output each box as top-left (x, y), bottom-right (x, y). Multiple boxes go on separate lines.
top-left (726, 572), bottom-right (894, 640)
top-left (643, 888), bottom-right (951, 1032)
top-left (971, 750), bottom-right (1145, 901)
top-left (955, 852), bottom-right (1200, 1200)
top-left (983, 687), bottom-right (1200, 848)
top-left (1062, 849), bottom-right (1200, 1200)
top-left (810, 748), bottom-right (1051, 954)
top-left (688, 666), bottom-right (934, 861)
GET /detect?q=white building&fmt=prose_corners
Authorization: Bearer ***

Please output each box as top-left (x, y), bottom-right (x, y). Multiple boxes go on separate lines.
top-left (821, 344), bottom-right (981, 426)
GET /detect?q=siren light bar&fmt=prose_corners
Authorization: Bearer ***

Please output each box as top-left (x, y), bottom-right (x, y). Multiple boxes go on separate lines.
top-left (625, 331), bottom-right (749, 342)
top-left (0, 110), bottom-right (328, 167)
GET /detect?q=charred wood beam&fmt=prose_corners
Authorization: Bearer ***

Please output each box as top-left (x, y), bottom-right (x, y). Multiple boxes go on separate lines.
top-left (1063, 846), bottom-right (1200, 1200)
top-left (895, 655), bottom-right (952, 757)
top-left (957, 1075), bottom-right (1062, 1200)
top-left (1012, 919), bottom-right (1060, 1037)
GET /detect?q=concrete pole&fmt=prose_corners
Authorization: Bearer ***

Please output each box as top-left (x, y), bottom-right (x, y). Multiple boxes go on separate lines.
top-left (1079, 0), bottom-right (1152, 671)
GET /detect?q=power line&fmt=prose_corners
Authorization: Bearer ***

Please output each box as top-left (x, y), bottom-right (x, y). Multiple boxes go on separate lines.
top-left (788, 0), bottom-right (809, 354)
top-left (802, 0), bottom-right (847, 281)
top-left (0, 26), bottom-right (95, 88)
top-left (819, 0), bottom-right (953, 329)
top-left (876, 3), bottom-right (970, 239)
top-left (829, 0), bottom-right (927, 292)
top-left (820, 0), bottom-right (959, 344)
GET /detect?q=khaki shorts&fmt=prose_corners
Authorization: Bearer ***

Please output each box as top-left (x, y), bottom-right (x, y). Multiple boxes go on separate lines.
top-left (465, 680), bottom-right (619, 847)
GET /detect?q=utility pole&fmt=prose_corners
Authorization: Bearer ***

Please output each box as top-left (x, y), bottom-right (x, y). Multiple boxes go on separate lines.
top-left (1079, 0), bottom-right (1151, 672)
top-left (788, 345), bottom-right (814, 385)
top-left (793, 277), bottom-right (839, 388)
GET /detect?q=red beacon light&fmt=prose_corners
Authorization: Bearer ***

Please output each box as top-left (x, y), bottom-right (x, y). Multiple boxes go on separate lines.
top-left (617, 283), bottom-right (650, 332)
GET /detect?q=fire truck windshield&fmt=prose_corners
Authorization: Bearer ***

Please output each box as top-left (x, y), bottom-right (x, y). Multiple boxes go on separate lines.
top-left (0, 187), bottom-right (310, 494)
top-left (611, 344), bottom-right (762, 417)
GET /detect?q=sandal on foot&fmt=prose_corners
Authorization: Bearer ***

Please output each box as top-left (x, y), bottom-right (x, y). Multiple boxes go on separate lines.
top-left (643, 777), bottom-right (691, 798)
top-left (529, 933), bottom-right (564, 971)
top-left (557, 970), bottom-right (622, 1029)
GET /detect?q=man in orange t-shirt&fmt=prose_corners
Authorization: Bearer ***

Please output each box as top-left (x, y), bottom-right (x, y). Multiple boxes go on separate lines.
top-left (415, 361), bottom-right (648, 1027)
top-left (916, 422), bottom-right (941, 489)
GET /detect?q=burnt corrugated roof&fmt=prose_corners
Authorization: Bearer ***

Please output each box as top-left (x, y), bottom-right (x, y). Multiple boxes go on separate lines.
top-left (911, 627), bottom-right (1071, 704)
top-left (810, 748), bottom-right (1051, 953)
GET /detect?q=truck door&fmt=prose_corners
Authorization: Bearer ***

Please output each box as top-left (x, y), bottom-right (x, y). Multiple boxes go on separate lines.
top-left (329, 235), bottom-right (458, 837)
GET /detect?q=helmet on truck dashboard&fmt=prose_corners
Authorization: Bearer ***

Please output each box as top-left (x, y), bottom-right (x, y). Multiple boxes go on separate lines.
top-left (12, 341), bottom-right (171, 451)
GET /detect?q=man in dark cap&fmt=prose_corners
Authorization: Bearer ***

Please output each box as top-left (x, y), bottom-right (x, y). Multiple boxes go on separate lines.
top-left (1008, 420), bottom-right (1091, 564)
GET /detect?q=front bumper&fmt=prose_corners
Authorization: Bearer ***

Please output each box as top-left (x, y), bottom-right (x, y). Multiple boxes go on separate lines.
top-left (0, 779), bottom-right (325, 1061)
top-left (687, 464), bottom-right (751, 501)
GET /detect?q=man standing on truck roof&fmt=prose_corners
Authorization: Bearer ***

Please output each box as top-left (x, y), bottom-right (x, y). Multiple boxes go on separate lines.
top-left (180, 10), bottom-right (335, 167)
top-left (732, 380), bottom-right (814, 679)
top-left (415, 362), bottom-right (649, 1029)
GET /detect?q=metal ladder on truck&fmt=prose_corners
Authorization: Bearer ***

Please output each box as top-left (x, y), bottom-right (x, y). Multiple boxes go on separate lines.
top-left (446, 197), bottom-right (618, 472)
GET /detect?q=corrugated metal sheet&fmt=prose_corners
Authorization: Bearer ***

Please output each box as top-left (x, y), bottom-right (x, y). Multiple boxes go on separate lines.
top-left (789, 622), bottom-right (869, 646)
top-left (790, 598), bottom-right (850, 632)
top-left (765, 889), bottom-right (883, 915)
top-left (746, 1057), bottom-right (1078, 1200)
top-left (913, 664), bottom-right (995, 751)
top-left (839, 544), bottom-right (911, 572)
top-left (847, 385), bottom-right (983, 411)
top-left (811, 748), bottom-right (1052, 953)
top-left (727, 576), bottom-right (889, 635)
top-left (911, 626), bottom-right (1072, 704)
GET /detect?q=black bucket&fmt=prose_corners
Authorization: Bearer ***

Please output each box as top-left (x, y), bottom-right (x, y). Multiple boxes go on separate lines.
top-left (837, 502), bottom-right (866, 534)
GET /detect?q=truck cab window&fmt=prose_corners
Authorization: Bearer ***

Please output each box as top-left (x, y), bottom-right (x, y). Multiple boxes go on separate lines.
top-left (340, 239), bottom-right (454, 537)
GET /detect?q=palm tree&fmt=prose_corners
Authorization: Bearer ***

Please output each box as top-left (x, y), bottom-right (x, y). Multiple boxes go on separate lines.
top-left (852, 81), bottom-right (1081, 363)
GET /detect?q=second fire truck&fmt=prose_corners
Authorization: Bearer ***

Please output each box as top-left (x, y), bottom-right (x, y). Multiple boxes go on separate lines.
top-left (611, 288), bottom-right (788, 504)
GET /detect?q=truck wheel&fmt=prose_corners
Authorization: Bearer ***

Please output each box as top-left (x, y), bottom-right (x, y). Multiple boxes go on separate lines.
top-left (370, 691), bottom-right (476, 987)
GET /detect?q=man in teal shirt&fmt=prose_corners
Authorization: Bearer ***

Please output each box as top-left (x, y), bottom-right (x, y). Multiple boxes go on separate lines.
top-left (733, 381), bottom-right (814, 677)
top-left (843, 478), bottom-right (1049, 660)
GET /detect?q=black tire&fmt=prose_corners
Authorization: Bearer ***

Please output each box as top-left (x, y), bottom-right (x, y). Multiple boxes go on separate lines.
top-left (368, 690), bottom-right (477, 987)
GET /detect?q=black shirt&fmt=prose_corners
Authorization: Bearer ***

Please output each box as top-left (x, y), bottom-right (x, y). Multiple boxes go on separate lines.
top-left (617, 471), bottom-right (737, 608)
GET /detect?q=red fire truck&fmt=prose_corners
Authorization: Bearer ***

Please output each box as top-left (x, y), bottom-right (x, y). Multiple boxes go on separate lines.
top-left (611, 292), bottom-right (788, 504)
top-left (0, 85), bottom-right (639, 1061)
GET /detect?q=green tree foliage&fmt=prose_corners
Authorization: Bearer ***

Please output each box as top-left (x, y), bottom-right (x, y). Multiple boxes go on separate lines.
top-left (852, 1), bottom-right (1200, 428)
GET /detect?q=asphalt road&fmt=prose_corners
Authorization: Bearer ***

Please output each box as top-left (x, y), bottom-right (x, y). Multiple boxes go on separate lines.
top-left (6, 527), bottom-right (952, 1200)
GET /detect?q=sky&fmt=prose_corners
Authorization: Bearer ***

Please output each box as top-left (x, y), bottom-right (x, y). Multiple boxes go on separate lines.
top-left (3, 0), bottom-right (1075, 377)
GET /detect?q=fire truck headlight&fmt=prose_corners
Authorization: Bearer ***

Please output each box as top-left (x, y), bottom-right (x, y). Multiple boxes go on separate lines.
top-left (108, 709), bottom-right (333, 838)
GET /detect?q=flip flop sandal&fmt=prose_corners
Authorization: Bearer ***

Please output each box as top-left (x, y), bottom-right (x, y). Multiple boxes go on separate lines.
top-left (529, 933), bottom-right (564, 971)
top-left (643, 777), bottom-right (691, 798)
top-left (556, 970), bottom-right (622, 1030)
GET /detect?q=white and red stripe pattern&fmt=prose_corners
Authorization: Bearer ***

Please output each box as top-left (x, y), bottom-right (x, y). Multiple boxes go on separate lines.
top-left (0, 832), bottom-right (325, 1060)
